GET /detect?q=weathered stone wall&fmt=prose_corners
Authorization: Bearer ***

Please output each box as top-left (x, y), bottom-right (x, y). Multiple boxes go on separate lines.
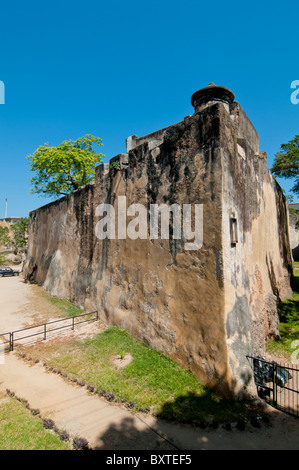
top-left (25, 105), bottom-right (231, 393)
top-left (221, 102), bottom-right (293, 394)
top-left (288, 211), bottom-right (299, 261)
top-left (24, 87), bottom-right (293, 397)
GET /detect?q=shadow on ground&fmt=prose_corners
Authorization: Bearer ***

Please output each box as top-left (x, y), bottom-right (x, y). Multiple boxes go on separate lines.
top-left (93, 416), bottom-right (177, 451)
top-left (92, 407), bottom-right (299, 451)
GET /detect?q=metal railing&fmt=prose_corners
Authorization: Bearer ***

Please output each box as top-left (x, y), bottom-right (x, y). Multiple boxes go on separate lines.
top-left (247, 355), bottom-right (299, 418)
top-left (0, 310), bottom-right (99, 352)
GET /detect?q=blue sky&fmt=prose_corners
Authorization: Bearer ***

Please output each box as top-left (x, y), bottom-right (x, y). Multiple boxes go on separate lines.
top-left (0, 0), bottom-right (298, 218)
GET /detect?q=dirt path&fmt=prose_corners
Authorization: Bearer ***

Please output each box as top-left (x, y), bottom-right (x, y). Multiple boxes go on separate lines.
top-left (0, 270), bottom-right (73, 334)
top-left (1, 276), bottom-right (299, 450)
top-left (0, 274), bottom-right (36, 333)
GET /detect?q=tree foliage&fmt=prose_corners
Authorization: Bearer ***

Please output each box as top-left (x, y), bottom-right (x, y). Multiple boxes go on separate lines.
top-left (0, 219), bottom-right (29, 262)
top-left (0, 226), bottom-right (10, 265)
top-left (271, 135), bottom-right (299, 194)
top-left (27, 134), bottom-right (104, 198)
top-left (11, 218), bottom-right (29, 255)
top-left (0, 253), bottom-right (8, 265)
top-left (0, 226), bottom-right (10, 246)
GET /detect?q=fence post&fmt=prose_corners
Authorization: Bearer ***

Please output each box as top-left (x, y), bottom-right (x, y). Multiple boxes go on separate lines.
top-left (0, 338), bottom-right (4, 364)
top-left (72, 316), bottom-right (75, 331)
top-left (10, 332), bottom-right (13, 352)
top-left (44, 324), bottom-right (47, 341)
top-left (273, 362), bottom-right (277, 408)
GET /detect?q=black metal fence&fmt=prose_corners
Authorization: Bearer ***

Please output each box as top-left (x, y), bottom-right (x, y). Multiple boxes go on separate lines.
top-left (247, 355), bottom-right (299, 418)
top-left (0, 311), bottom-right (98, 352)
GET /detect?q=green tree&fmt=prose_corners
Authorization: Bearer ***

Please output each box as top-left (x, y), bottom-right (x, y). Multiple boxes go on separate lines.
top-left (271, 135), bottom-right (299, 194)
top-left (27, 134), bottom-right (104, 198)
top-left (0, 226), bottom-right (10, 246)
top-left (0, 226), bottom-right (10, 265)
top-left (11, 218), bottom-right (29, 255)
top-left (0, 253), bottom-right (8, 265)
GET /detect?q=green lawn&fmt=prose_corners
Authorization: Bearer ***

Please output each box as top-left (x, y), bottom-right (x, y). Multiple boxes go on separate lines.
top-left (30, 282), bottom-right (85, 317)
top-left (266, 262), bottom-right (299, 359)
top-left (21, 326), bottom-right (262, 425)
top-left (0, 394), bottom-right (70, 450)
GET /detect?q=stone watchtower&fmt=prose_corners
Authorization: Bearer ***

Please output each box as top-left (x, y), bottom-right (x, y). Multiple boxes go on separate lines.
top-left (191, 82), bottom-right (235, 113)
top-left (25, 84), bottom-right (293, 397)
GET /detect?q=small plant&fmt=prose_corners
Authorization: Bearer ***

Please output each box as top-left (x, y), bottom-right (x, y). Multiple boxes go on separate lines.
top-left (18, 398), bottom-right (30, 409)
top-left (59, 430), bottom-right (70, 441)
top-left (119, 350), bottom-right (127, 360)
top-left (137, 406), bottom-right (150, 414)
top-left (106, 393), bottom-right (115, 402)
top-left (72, 437), bottom-right (90, 450)
top-left (42, 418), bottom-right (55, 430)
top-left (126, 401), bottom-right (136, 409)
top-left (110, 161), bottom-right (121, 171)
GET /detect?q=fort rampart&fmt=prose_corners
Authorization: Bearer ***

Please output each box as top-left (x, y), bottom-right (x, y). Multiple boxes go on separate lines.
top-left (24, 84), bottom-right (293, 397)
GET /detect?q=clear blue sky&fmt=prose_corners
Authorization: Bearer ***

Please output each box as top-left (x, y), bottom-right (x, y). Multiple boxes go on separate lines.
top-left (0, 0), bottom-right (298, 218)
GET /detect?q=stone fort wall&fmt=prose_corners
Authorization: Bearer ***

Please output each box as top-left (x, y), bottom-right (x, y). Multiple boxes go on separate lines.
top-left (24, 85), bottom-right (293, 397)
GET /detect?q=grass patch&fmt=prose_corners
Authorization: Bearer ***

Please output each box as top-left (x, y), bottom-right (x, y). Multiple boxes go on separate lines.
top-left (0, 395), bottom-right (70, 450)
top-left (266, 262), bottom-right (299, 359)
top-left (23, 326), bottom-right (262, 425)
top-left (30, 283), bottom-right (84, 317)
top-left (45, 296), bottom-right (84, 317)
